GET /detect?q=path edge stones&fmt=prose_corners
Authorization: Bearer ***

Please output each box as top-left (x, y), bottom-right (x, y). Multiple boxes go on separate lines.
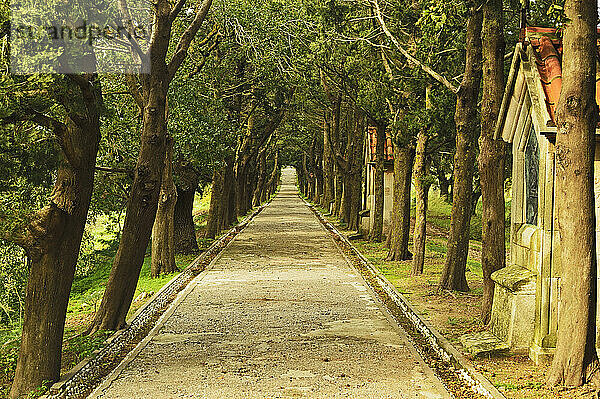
top-left (41, 198), bottom-right (274, 399)
top-left (301, 196), bottom-right (507, 399)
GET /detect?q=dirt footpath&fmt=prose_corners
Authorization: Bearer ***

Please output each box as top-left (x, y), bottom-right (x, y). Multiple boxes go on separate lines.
top-left (90, 168), bottom-right (450, 399)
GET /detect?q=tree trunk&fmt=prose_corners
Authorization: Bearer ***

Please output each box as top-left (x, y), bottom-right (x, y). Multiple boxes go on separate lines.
top-left (479, 0), bottom-right (506, 322)
top-left (173, 187), bottom-right (199, 253)
top-left (89, 77), bottom-right (169, 332)
top-left (253, 148), bottom-right (267, 207)
top-left (89, 0), bottom-right (173, 333)
top-left (412, 127), bottom-right (431, 275)
top-left (412, 85), bottom-right (433, 275)
top-left (205, 167), bottom-right (224, 239)
top-left (546, 0), bottom-right (598, 386)
top-left (332, 96), bottom-right (344, 217)
top-left (246, 156), bottom-right (258, 211)
top-left (471, 186), bottom-right (481, 215)
top-left (340, 174), bottom-right (351, 225)
top-left (151, 138), bottom-right (178, 278)
top-left (322, 118), bottom-right (335, 212)
top-left (173, 161), bottom-right (200, 254)
top-left (235, 159), bottom-right (249, 217)
top-left (438, 172), bottom-right (450, 202)
top-left (302, 153), bottom-right (311, 197)
top-left (222, 158), bottom-right (237, 228)
top-left (10, 78), bottom-right (102, 398)
top-left (266, 151), bottom-right (279, 198)
top-left (307, 135), bottom-right (317, 199)
top-left (87, 0), bottom-right (213, 333)
top-left (369, 124), bottom-right (386, 242)
top-left (386, 144), bottom-right (414, 260)
top-left (439, 7), bottom-right (483, 292)
top-left (313, 132), bottom-right (324, 204)
top-left (334, 168), bottom-right (343, 217)
top-left (433, 154), bottom-right (451, 203)
top-left (348, 108), bottom-right (365, 232)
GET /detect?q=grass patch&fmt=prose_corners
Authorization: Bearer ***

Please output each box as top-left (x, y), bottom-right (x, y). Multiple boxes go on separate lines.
top-left (417, 191), bottom-right (511, 243)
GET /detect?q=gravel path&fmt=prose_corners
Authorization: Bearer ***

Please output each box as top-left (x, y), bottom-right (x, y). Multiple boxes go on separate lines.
top-left (89, 168), bottom-right (450, 399)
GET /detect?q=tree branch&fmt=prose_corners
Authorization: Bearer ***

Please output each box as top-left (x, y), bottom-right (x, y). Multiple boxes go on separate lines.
top-left (167, 0), bottom-right (214, 82)
top-left (124, 74), bottom-right (144, 110)
top-left (1, 112), bottom-right (67, 141)
top-left (325, 119), bottom-right (350, 172)
top-left (318, 63), bottom-right (381, 125)
top-left (170, 0), bottom-right (187, 22)
top-left (95, 166), bottom-right (134, 176)
top-left (370, 0), bottom-right (459, 94)
top-left (115, 0), bottom-right (146, 64)
top-left (187, 29), bottom-right (221, 78)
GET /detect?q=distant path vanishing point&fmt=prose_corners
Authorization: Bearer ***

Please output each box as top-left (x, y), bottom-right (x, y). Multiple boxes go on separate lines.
top-left (89, 167), bottom-right (450, 399)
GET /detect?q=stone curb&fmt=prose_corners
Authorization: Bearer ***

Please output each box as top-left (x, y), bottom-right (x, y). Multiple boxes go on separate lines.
top-left (41, 199), bottom-right (272, 399)
top-left (302, 198), bottom-right (506, 399)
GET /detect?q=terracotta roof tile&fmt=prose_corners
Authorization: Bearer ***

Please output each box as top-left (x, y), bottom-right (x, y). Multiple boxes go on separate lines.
top-left (368, 126), bottom-right (394, 162)
top-left (527, 27), bottom-right (600, 126)
top-left (536, 35), bottom-right (562, 123)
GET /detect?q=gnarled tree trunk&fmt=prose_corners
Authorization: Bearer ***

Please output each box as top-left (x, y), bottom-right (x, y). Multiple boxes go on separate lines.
top-left (151, 138), bottom-right (178, 278)
top-left (439, 6), bottom-right (483, 292)
top-left (9, 77), bottom-right (102, 399)
top-left (89, 78), bottom-right (169, 332)
top-left (546, 0), bottom-right (598, 386)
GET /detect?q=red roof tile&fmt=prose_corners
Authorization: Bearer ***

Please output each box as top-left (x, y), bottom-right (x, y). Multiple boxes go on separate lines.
top-left (527, 27), bottom-right (600, 126)
top-left (368, 127), bottom-right (394, 162)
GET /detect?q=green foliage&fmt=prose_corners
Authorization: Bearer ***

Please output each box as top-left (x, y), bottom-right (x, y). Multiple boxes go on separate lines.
top-left (0, 242), bottom-right (27, 327)
top-left (62, 330), bottom-right (112, 367)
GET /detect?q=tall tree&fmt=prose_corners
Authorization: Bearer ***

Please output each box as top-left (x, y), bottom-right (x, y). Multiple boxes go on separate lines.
top-left (89, 0), bottom-right (214, 332)
top-left (478, 0), bottom-right (506, 323)
top-left (4, 75), bottom-right (103, 398)
top-left (347, 108), bottom-right (366, 231)
top-left (439, 4), bottom-right (483, 292)
top-left (151, 138), bottom-right (178, 277)
top-left (386, 143), bottom-right (414, 260)
top-left (411, 86), bottom-right (432, 274)
top-left (546, 0), bottom-right (599, 386)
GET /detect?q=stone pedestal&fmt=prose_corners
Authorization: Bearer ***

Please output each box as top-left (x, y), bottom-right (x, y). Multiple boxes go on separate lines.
top-left (529, 342), bottom-right (554, 364)
top-left (490, 265), bottom-right (536, 353)
top-left (359, 209), bottom-right (370, 234)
